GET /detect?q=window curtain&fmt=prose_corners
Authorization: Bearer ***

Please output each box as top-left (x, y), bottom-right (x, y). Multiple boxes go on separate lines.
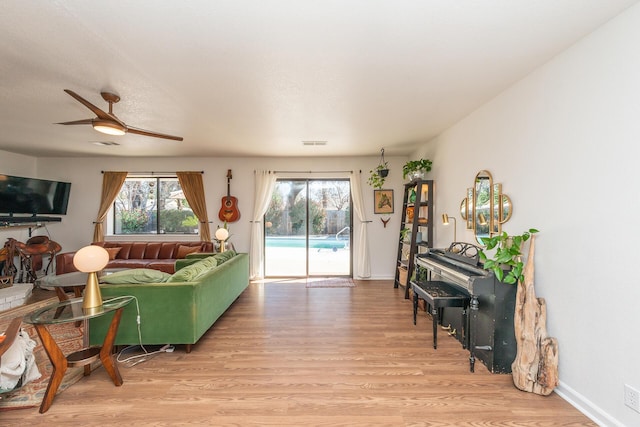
top-left (350, 171), bottom-right (371, 278)
top-left (176, 171), bottom-right (211, 242)
top-left (249, 170), bottom-right (277, 279)
top-left (93, 171), bottom-right (128, 242)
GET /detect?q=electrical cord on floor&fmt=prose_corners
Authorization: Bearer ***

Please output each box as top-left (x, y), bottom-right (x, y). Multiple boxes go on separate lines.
top-left (109, 295), bottom-right (175, 367)
top-left (116, 344), bottom-right (175, 368)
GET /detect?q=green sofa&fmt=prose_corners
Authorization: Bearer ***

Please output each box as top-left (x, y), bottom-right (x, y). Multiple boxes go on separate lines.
top-left (88, 252), bottom-right (249, 352)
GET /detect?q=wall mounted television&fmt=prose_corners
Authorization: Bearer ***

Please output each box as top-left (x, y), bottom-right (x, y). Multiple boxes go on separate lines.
top-left (0, 173), bottom-right (71, 216)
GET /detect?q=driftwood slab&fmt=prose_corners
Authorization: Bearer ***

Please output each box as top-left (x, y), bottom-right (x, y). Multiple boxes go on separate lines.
top-left (511, 236), bottom-right (559, 395)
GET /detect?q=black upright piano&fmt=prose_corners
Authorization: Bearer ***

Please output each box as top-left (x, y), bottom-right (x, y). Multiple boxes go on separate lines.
top-left (414, 242), bottom-right (517, 373)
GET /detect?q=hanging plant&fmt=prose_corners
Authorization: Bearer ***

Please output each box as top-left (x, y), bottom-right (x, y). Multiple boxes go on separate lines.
top-left (367, 163), bottom-right (389, 188)
top-left (367, 148), bottom-right (390, 189)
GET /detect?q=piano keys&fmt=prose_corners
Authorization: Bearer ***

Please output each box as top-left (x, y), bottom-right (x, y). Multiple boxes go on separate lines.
top-left (414, 242), bottom-right (517, 373)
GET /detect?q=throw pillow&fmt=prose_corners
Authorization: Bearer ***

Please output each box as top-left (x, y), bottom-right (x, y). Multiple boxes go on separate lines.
top-left (198, 256), bottom-right (218, 269)
top-left (176, 245), bottom-right (200, 259)
top-left (192, 257), bottom-right (219, 281)
top-left (100, 268), bottom-right (171, 284)
top-left (213, 250), bottom-right (236, 264)
top-left (105, 247), bottom-right (122, 260)
top-left (167, 258), bottom-right (209, 282)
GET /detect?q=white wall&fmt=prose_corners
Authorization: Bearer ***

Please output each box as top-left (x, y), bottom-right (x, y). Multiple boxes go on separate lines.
top-left (26, 155), bottom-right (407, 280)
top-left (419, 4), bottom-right (640, 426)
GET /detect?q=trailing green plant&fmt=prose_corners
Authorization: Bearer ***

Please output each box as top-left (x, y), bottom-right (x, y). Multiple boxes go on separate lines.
top-left (402, 159), bottom-right (432, 180)
top-left (367, 162), bottom-right (389, 189)
top-left (399, 227), bottom-right (410, 242)
top-left (479, 228), bottom-right (539, 284)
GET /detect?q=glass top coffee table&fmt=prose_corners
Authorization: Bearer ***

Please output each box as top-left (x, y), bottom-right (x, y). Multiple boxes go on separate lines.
top-left (24, 296), bottom-right (133, 413)
top-left (36, 269), bottom-right (125, 302)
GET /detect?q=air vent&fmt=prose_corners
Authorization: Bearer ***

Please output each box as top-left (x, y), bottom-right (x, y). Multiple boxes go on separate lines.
top-left (91, 141), bottom-right (120, 146)
top-left (302, 140), bottom-right (327, 146)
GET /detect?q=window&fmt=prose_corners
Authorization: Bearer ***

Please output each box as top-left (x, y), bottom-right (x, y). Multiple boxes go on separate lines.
top-left (113, 176), bottom-right (198, 235)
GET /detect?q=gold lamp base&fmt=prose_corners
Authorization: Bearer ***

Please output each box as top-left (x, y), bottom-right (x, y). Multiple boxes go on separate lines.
top-left (219, 240), bottom-right (226, 253)
top-left (83, 271), bottom-right (103, 311)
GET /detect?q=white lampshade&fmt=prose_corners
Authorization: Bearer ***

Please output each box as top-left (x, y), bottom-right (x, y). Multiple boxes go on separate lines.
top-left (215, 228), bottom-right (229, 241)
top-left (73, 245), bottom-right (110, 273)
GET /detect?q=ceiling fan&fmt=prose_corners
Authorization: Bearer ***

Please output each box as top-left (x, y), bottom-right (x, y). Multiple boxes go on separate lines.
top-left (57, 89), bottom-right (183, 141)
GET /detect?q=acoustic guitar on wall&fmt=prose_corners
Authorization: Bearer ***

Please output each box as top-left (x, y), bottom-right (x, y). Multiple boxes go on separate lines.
top-left (218, 169), bottom-right (240, 222)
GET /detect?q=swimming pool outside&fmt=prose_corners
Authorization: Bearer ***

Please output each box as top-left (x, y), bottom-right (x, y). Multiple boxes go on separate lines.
top-left (265, 235), bottom-right (350, 276)
top-left (266, 235), bottom-right (349, 251)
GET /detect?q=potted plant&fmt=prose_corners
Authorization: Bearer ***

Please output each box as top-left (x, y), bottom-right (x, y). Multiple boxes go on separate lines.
top-left (402, 159), bottom-right (432, 180)
top-left (478, 228), bottom-right (538, 284)
top-left (367, 162), bottom-right (389, 189)
top-left (368, 149), bottom-right (390, 188)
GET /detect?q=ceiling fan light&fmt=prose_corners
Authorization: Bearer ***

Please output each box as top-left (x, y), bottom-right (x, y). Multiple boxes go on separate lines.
top-left (92, 120), bottom-right (126, 136)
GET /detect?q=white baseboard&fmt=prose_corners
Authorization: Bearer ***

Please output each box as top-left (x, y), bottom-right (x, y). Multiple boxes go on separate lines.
top-left (555, 381), bottom-right (624, 427)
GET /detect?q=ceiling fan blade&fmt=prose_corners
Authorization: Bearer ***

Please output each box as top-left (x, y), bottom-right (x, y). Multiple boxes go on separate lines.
top-left (63, 89), bottom-right (112, 120)
top-left (127, 126), bottom-right (183, 141)
top-left (56, 119), bottom-right (94, 126)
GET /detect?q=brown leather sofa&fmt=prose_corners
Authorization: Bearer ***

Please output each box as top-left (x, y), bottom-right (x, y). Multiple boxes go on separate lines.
top-left (56, 241), bottom-right (214, 275)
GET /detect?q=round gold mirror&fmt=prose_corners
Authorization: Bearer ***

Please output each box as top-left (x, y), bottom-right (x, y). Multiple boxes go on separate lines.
top-left (459, 170), bottom-right (512, 245)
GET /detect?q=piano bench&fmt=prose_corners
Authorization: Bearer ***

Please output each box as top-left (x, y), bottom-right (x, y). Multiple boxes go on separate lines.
top-left (411, 280), bottom-right (470, 350)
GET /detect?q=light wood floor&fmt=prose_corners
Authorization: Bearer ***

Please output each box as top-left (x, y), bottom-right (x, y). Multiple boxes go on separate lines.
top-left (2, 280), bottom-right (595, 426)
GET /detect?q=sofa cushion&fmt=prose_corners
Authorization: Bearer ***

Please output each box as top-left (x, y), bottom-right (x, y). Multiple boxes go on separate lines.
top-left (110, 243), bottom-right (132, 259)
top-left (105, 260), bottom-right (150, 270)
top-left (143, 242), bottom-right (162, 259)
top-left (101, 268), bottom-right (171, 284)
top-left (105, 247), bottom-right (121, 260)
top-left (176, 245), bottom-right (201, 259)
top-left (145, 260), bottom-right (177, 274)
top-left (158, 243), bottom-right (177, 258)
top-left (129, 243), bottom-right (147, 259)
top-left (197, 256), bottom-right (218, 271)
top-left (167, 256), bottom-right (217, 282)
top-left (213, 250), bottom-right (236, 264)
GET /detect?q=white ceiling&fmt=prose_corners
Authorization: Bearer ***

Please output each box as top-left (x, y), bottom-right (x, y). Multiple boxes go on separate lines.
top-left (1, 0), bottom-right (637, 158)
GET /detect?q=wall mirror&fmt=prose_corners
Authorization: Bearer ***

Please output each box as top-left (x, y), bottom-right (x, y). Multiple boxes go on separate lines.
top-left (460, 170), bottom-right (512, 245)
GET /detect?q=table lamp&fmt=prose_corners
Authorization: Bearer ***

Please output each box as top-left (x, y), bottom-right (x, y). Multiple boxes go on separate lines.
top-left (215, 227), bottom-right (230, 253)
top-left (442, 213), bottom-right (457, 243)
top-left (73, 245), bottom-right (109, 311)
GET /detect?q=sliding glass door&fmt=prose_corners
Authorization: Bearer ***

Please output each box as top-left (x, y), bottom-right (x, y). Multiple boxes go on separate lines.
top-left (264, 179), bottom-right (351, 277)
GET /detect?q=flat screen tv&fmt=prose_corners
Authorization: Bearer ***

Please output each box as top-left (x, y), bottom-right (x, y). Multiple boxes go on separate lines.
top-left (0, 174), bottom-right (71, 215)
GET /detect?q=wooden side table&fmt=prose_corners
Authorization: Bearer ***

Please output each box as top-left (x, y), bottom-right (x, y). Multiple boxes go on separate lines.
top-left (24, 296), bottom-right (133, 413)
